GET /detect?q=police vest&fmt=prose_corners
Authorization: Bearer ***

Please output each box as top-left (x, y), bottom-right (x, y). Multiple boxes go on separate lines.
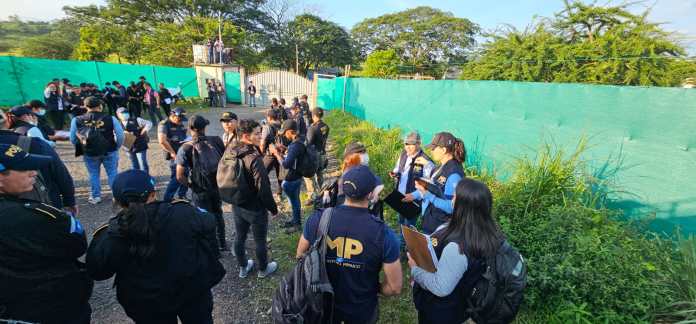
top-left (422, 159), bottom-right (465, 234)
top-left (397, 149), bottom-right (432, 194)
top-left (124, 118), bottom-right (148, 153)
top-left (161, 120), bottom-right (187, 159)
top-left (76, 112), bottom-right (117, 152)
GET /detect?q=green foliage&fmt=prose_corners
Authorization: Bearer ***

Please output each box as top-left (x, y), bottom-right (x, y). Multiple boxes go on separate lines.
top-left (0, 16), bottom-right (53, 53)
top-left (661, 235), bottom-right (696, 322)
top-left (324, 110), bottom-right (685, 323)
top-left (19, 34), bottom-right (75, 60)
top-left (351, 6), bottom-right (479, 66)
top-left (362, 49), bottom-right (400, 78)
top-left (461, 1), bottom-right (693, 86)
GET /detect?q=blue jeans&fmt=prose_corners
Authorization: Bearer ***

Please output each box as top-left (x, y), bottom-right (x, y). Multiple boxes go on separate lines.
top-left (249, 95), bottom-right (256, 107)
top-left (129, 150), bottom-right (149, 174)
top-left (84, 150), bottom-right (119, 199)
top-left (282, 179), bottom-right (302, 224)
top-left (163, 160), bottom-right (188, 201)
top-left (398, 214), bottom-right (419, 248)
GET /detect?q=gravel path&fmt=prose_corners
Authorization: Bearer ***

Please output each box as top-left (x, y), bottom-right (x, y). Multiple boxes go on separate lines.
top-left (58, 105), bottom-right (283, 324)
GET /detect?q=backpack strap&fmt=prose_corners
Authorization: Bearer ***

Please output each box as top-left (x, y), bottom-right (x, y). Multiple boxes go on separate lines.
top-left (16, 135), bottom-right (32, 153)
top-left (316, 207), bottom-right (333, 240)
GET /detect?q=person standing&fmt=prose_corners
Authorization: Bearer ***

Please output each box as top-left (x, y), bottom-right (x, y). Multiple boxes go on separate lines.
top-left (143, 82), bottom-right (164, 123)
top-left (213, 39), bottom-right (222, 64)
top-left (216, 80), bottom-right (226, 107)
top-left (86, 169), bottom-right (225, 324)
top-left (0, 144), bottom-right (93, 324)
top-left (207, 80), bottom-right (218, 107)
top-left (9, 105), bottom-right (55, 148)
top-left (44, 82), bottom-right (69, 130)
top-left (158, 107), bottom-right (189, 202)
top-left (116, 107), bottom-right (152, 174)
top-left (126, 81), bottom-right (144, 118)
top-left (102, 82), bottom-right (116, 116)
top-left (220, 111), bottom-right (239, 148)
top-left (295, 165), bottom-right (403, 324)
top-left (402, 132), bottom-right (466, 234)
top-left (299, 94), bottom-right (311, 128)
top-left (69, 97), bottom-right (124, 205)
top-left (389, 131), bottom-right (434, 245)
top-left (175, 115), bottom-right (228, 251)
top-left (269, 120), bottom-right (306, 232)
top-left (289, 104), bottom-right (307, 139)
top-left (227, 119), bottom-right (279, 278)
top-left (260, 110), bottom-right (283, 197)
top-left (247, 81), bottom-right (256, 107)
top-left (27, 99), bottom-right (62, 142)
top-left (304, 108), bottom-right (330, 205)
top-left (158, 83), bottom-right (173, 116)
top-left (112, 81), bottom-right (127, 109)
top-left (206, 38), bottom-right (213, 64)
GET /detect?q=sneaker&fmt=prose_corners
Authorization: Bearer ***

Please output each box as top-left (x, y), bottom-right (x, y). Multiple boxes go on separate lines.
top-left (239, 260), bottom-right (254, 278)
top-left (258, 261), bottom-right (278, 278)
top-left (88, 197), bottom-right (102, 205)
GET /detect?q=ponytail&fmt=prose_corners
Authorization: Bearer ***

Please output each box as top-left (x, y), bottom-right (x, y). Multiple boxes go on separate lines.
top-left (116, 199), bottom-right (158, 261)
top-left (453, 138), bottom-right (466, 163)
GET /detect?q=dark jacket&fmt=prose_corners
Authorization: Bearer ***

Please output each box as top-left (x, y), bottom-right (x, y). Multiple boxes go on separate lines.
top-left (281, 139), bottom-right (305, 182)
top-left (0, 195), bottom-right (92, 324)
top-left (76, 111), bottom-right (118, 153)
top-left (306, 120), bottom-right (329, 154)
top-left (234, 143), bottom-right (279, 215)
top-left (86, 200), bottom-right (225, 314)
top-left (0, 130), bottom-right (76, 208)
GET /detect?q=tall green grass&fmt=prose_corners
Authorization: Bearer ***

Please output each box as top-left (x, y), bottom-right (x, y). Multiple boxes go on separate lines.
top-left (323, 110), bottom-right (689, 323)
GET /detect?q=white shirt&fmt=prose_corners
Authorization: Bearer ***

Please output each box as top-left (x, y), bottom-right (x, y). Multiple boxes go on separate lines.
top-left (26, 126), bottom-right (55, 147)
top-left (392, 151), bottom-right (435, 194)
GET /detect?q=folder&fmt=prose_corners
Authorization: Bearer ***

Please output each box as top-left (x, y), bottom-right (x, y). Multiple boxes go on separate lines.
top-left (384, 190), bottom-right (421, 220)
top-left (402, 225), bottom-right (438, 273)
top-left (414, 177), bottom-right (443, 198)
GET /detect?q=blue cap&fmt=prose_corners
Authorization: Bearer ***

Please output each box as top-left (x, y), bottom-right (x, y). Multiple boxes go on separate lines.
top-left (0, 143), bottom-right (51, 172)
top-left (342, 165), bottom-right (377, 199)
top-left (112, 170), bottom-right (156, 204)
top-left (9, 105), bottom-right (35, 117)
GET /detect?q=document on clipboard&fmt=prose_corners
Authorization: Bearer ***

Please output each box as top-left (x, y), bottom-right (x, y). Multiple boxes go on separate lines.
top-left (402, 225), bottom-right (438, 273)
top-left (414, 177), bottom-right (443, 198)
top-left (384, 190), bottom-right (421, 220)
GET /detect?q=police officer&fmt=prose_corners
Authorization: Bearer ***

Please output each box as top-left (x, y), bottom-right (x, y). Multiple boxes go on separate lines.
top-left (127, 81), bottom-right (144, 118)
top-left (0, 143), bottom-right (93, 324)
top-left (158, 107), bottom-right (189, 201)
top-left (296, 165), bottom-right (403, 323)
top-left (86, 170), bottom-right (225, 324)
top-left (403, 132), bottom-right (466, 234)
top-left (304, 107), bottom-right (330, 205)
top-left (9, 105), bottom-right (55, 147)
top-left (220, 111), bottom-right (239, 148)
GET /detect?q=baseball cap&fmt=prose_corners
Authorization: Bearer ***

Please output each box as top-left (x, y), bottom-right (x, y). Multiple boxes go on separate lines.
top-left (279, 119), bottom-right (298, 134)
top-left (0, 144), bottom-right (52, 172)
top-left (404, 132), bottom-right (421, 145)
top-left (426, 132), bottom-right (456, 149)
top-left (311, 107), bottom-right (323, 118)
top-left (84, 96), bottom-right (102, 108)
top-left (344, 142), bottom-right (367, 156)
top-left (220, 111), bottom-right (238, 122)
top-left (116, 107), bottom-right (128, 115)
top-left (112, 169), bottom-right (156, 204)
top-left (27, 100), bottom-right (46, 109)
top-left (9, 105), bottom-right (35, 117)
top-left (342, 165), bottom-right (377, 199)
top-left (172, 107), bottom-right (186, 115)
top-left (189, 115), bottom-right (210, 130)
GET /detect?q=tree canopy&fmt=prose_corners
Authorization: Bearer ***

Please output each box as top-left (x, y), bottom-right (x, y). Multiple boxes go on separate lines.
top-left (361, 49), bottom-right (400, 78)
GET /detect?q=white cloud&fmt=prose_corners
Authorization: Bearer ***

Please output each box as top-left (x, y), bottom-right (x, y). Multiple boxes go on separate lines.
top-left (3, 0), bottom-right (105, 21)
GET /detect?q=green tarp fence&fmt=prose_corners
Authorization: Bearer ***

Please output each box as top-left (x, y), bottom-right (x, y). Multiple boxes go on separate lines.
top-left (0, 56), bottom-right (198, 106)
top-left (224, 71), bottom-right (241, 103)
top-left (318, 77), bottom-right (696, 234)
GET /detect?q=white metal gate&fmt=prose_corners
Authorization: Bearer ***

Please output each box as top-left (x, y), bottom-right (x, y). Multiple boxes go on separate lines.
top-left (245, 70), bottom-right (315, 107)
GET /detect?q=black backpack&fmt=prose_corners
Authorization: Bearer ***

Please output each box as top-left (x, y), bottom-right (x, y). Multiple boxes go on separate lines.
top-left (465, 240), bottom-right (527, 324)
top-left (272, 208), bottom-right (334, 324)
top-left (298, 143), bottom-right (320, 177)
top-left (190, 137), bottom-right (223, 193)
top-left (77, 117), bottom-right (111, 157)
top-left (216, 147), bottom-right (254, 204)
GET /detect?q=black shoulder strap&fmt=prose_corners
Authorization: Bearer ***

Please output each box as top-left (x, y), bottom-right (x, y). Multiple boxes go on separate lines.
top-left (316, 207), bottom-right (333, 240)
top-left (397, 150), bottom-right (408, 173)
top-left (17, 135), bottom-right (32, 153)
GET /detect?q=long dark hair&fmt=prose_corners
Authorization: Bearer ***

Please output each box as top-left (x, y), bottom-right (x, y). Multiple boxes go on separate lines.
top-left (435, 178), bottom-right (502, 259)
top-left (116, 195), bottom-right (158, 261)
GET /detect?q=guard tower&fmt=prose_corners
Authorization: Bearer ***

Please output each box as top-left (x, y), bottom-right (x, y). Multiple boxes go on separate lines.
top-left (192, 44), bottom-right (245, 105)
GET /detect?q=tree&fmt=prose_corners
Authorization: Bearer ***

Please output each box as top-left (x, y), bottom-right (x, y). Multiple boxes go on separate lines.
top-left (351, 7), bottom-right (479, 66)
top-left (461, 1), bottom-right (693, 87)
top-left (362, 49), bottom-right (400, 78)
top-left (19, 34), bottom-right (75, 59)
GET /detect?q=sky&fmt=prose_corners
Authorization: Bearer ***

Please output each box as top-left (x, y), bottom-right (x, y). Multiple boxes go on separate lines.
top-left (5, 0), bottom-right (696, 52)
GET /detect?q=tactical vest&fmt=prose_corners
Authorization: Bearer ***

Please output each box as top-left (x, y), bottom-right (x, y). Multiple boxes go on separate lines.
top-left (161, 120), bottom-right (187, 160)
top-left (397, 149), bottom-right (432, 194)
top-left (422, 159), bottom-right (465, 234)
top-left (124, 118), bottom-right (148, 153)
top-left (75, 112), bottom-right (117, 152)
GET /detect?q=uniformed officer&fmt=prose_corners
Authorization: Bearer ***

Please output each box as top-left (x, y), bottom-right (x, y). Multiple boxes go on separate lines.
top-left (219, 111), bottom-right (239, 148)
top-left (403, 132), bottom-right (466, 234)
top-left (158, 107), bottom-right (189, 201)
top-left (0, 143), bottom-right (93, 324)
top-left (86, 169), bottom-right (225, 324)
top-left (304, 107), bottom-right (330, 205)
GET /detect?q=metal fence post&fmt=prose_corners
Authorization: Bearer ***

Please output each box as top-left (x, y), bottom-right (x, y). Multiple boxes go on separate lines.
top-left (9, 56), bottom-right (27, 104)
top-left (94, 61), bottom-right (103, 87)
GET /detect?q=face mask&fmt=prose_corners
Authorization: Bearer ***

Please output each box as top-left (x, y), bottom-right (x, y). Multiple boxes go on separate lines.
top-left (121, 113), bottom-right (130, 120)
top-left (36, 109), bottom-right (46, 116)
top-left (360, 153), bottom-right (369, 166)
top-left (28, 118), bottom-right (38, 126)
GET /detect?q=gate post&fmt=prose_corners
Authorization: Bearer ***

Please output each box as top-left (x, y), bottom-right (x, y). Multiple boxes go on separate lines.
top-left (239, 66), bottom-right (246, 106)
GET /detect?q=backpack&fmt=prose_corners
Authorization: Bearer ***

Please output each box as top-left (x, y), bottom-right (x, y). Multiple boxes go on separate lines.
top-left (77, 116), bottom-right (111, 157)
top-left (465, 240), bottom-right (527, 324)
top-left (272, 208), bottom-right (334, 324)
top-left (190, 137), bottom-right (223, 193)
top-left (216, 147), bottom-right (254, 204)
top-left (298, 143), bottom-right (320, 177)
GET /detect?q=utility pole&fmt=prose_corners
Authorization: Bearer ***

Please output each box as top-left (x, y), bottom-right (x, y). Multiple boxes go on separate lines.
top-left (295, 43), bottom-right (299, 74)
top-left (218, 13), bottom-right (223, 64)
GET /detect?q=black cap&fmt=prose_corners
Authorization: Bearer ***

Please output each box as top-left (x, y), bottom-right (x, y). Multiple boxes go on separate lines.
top-left (79, 82), bottom-right (87, 88)
top-left (220, 112), bottom-right (238, 122)
top-left (426, 132), bottom-right (457, 149)
top-left (62, 78), bottom-right (70, 83)
top-left (139, 76), bottom-right (146, 80)
top-left (0, 144), bottom-right (52, 172)
top-left (112, 170), bottom-right (156, 204)
top-left (189, 115), bottom-right (209, 130)
top-left (172, 107), bottom-right (186, 115)
top-left (84, 96), bottom-right (102, 108)
top-left (105, 82), bottom-right (111, 86)
top-left (342, 165), bottom-right (377, 199)
top-left (311, 107), bottom-right (323, 118)
top-left (344, 142), bottom-right (367, 156)
top-left (9, 105), bottom-right (35, 117)
top-left (279, 119), bottom-right (298, 134)
top-left (27, 100), bottom-right (46, 109)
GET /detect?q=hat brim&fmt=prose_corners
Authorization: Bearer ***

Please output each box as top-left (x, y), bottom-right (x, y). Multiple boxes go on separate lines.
top-left (12, 153), bottom-right (52, 171)
top-left (219, 118), bottom-right (236, 122)
top-left (425, 143), bottom-right (437, 149)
